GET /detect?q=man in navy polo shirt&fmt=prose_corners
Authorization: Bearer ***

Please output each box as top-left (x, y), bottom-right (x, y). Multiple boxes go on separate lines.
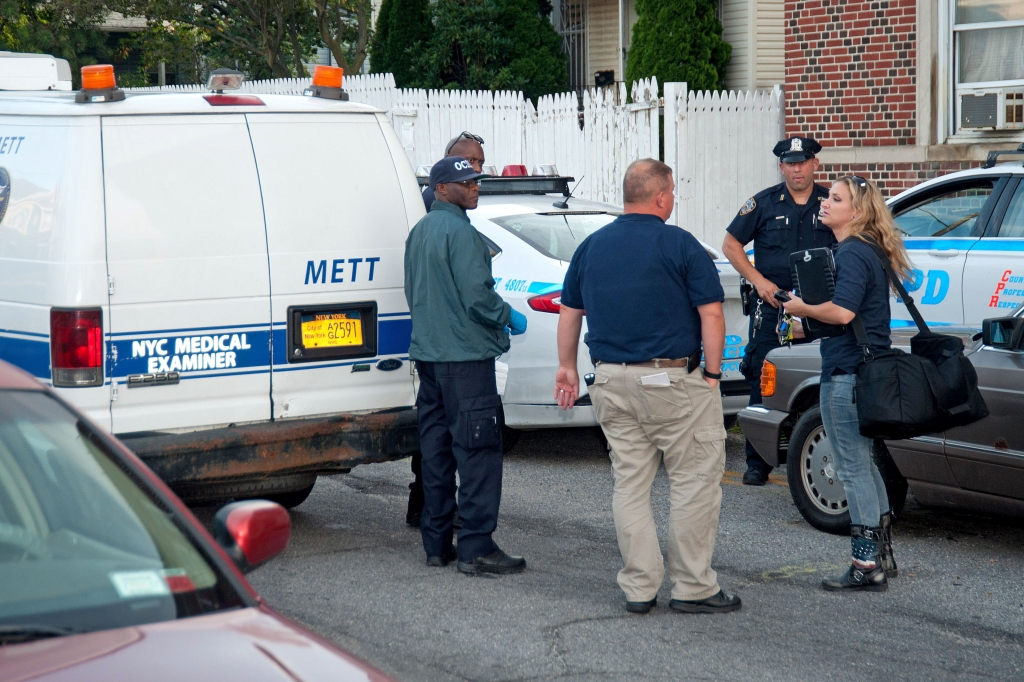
top-left (554, 159), bottom-right (741, 615)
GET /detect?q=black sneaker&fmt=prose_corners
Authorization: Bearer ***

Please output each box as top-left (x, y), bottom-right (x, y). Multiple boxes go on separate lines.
top-left (458, 549), bottom-right (526, 575)
top-left (669, 590), bottom-right (742, 614)
top-left (822, 564), bottom-right (888, 592)
top-left (625, 598), bottom-right (657, 614)
top-left (426, 545), bottom-right (457, 567)
top-left (742, 468), bottom-right (768, 486)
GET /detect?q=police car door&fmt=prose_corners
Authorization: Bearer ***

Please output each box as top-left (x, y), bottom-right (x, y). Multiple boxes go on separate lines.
top-left (888, 176), bottom-right (1005, 326)
top-left (961, 176), bottom-right (1024, 323)
top-left (102, 115), bottom-right (271, 434)
top-left (244, 112), bottom-right (416, 419)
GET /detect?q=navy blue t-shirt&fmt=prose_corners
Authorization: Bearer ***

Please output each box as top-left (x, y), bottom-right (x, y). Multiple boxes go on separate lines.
top-left (561, 213), bottom-right (725, 364)
top-left (819, 238), bottom-right (892, 381)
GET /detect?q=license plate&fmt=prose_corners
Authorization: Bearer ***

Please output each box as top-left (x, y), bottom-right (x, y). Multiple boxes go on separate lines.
top-left (301, 312), bottom-right (363, 348)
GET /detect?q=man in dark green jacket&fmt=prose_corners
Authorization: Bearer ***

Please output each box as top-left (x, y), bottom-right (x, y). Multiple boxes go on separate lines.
top-left (405, 156), bottom-right (528, 575)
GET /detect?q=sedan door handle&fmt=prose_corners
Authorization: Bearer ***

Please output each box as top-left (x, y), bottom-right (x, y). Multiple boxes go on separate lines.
top-left (927, 248), bottom-right (959, 258)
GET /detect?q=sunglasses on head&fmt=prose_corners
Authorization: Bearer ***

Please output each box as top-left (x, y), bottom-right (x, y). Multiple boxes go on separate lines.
top-left (848, 175), bottom-right (868, 189)
top-left (446, 131), bottom-right (485, 153)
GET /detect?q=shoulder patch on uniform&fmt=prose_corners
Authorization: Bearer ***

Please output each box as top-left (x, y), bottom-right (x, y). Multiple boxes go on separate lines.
top-left (739, 197), bottom-right (756, 216)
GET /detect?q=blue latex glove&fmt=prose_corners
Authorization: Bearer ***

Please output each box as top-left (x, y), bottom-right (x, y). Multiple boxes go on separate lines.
top-left (508, 309), bottom-right (528, 336)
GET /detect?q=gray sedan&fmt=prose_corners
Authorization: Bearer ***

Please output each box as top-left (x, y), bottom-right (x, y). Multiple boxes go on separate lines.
top-left (738, 306), bottom-right (1024, 533)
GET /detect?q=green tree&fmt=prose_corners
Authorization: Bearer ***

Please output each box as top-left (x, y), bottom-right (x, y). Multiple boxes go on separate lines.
top-left (625, 0), bottom-right (730, 92)
top-left (314, 0), bottom-right (373, 76)
top-left (368, 0), bottom-right (429, 87)
top-left (0, 0), bottom-right (111, 85)
top-left (412, 0), bottom-right (566, 103)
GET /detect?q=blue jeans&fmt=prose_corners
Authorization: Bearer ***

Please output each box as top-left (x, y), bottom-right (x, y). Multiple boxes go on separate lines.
top-left (819, 374), bottom-right (889, 528)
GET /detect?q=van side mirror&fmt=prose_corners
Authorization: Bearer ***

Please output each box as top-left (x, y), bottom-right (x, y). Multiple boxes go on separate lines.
top-left (213, 500), bottom-right (291, 573)
top-left (981, 316), bottom-right (1024, 350)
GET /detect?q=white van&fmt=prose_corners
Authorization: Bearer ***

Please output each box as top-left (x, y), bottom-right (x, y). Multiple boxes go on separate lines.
top-left (0, 57), bottom-right (425, 505)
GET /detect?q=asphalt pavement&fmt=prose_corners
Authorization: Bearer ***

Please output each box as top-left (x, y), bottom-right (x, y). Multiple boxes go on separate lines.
top-left (232, 428), bottom-right (1024, 681)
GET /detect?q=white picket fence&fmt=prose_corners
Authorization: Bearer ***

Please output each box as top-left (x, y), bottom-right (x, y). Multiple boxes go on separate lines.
top-left (665, 83), bottom-right (784, 249)
top-left (128, 75), bottom-right (781, 218)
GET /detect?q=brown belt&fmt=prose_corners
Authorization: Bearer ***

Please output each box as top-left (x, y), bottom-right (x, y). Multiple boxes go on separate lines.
top-left (597, 358), bottom-right (689, 368)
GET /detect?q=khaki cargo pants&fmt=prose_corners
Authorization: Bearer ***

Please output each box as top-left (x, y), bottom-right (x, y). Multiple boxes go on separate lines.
top-left (590, 363), bottom-right (728, 602)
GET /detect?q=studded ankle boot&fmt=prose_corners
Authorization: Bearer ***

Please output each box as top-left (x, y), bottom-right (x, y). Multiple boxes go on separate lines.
top-left (822, 525), bottom-right (888, 592)
top-left (878, 512), bottom-right (898, 579)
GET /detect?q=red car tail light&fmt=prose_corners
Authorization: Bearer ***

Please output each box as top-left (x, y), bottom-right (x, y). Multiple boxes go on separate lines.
top-left (527, 290), bottom-right (562, 313)
top-left (50, 308), bottom-right (103, 387)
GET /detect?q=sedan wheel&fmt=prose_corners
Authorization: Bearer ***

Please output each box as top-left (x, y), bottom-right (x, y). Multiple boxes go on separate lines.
top-left (786, 406), bottom-right (908, 535)
top-left (787, 407), bottom-right (850, 534)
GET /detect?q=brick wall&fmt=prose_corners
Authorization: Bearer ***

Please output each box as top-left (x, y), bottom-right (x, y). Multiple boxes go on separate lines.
top-left (786, 0), bottom-right (917, 146)
top-left (816, 161), bottom-right (984, 196)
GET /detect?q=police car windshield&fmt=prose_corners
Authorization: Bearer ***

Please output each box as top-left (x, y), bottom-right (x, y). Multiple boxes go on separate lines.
top-left (489, 212), bottom-right (615, 262)
top-left (0, 391), bottom-right (244, 639)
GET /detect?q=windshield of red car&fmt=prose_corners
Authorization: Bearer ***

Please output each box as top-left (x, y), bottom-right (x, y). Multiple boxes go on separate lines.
top-left (0, 391), bottom-right (244, 639)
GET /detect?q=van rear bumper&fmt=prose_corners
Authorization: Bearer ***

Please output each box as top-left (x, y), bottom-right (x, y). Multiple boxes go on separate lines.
top-left (120, 407), bottom-right (419, 491)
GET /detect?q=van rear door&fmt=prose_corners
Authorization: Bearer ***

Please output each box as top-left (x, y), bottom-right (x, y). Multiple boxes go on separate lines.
top-left (102, 115), bottom-right (272, 434)
top-left (245, 112), bottom-right (414, 419)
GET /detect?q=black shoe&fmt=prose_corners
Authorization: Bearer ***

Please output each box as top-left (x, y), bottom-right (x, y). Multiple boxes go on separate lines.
top-left (879, 512), bottom-right (898, 579)
top-left (625, 598), bottom-right (657, 614)
top-left (406, 511), bottom-right (421, 528)
top-left (822, 564), bottom-right (888, 592)
top-left (742, 468), bottom-right (768, 486)
top-left (669, 590), bottom-right (741, 613)
top-left (458, 549), bottom-right (526, 575)
top-left (426, 545), bottom-right (457, 567)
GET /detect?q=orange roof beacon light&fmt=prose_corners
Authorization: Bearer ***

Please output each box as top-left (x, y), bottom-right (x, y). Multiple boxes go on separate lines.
top-left (207, 68), bottom-right (245, 93)
top-left (304, 65), bottom-right (348, 101)
top-left (75, 64), bottom-right (124, 103)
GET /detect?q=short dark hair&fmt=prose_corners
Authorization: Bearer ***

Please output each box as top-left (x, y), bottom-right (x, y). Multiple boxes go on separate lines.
top-left (623, 159), bottom-right (673, 204)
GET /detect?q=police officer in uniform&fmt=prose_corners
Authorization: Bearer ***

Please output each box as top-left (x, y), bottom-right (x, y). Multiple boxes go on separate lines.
top-left (722, 136), bottom-right (835, 486)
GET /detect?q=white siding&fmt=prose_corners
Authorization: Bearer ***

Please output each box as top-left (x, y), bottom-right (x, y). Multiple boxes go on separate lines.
top-left (587, 0), bottom-right (620, 83)
top-left (755, 0), bottom-right (785, 89)
top-left (722, 0), bottom-right (750, 91)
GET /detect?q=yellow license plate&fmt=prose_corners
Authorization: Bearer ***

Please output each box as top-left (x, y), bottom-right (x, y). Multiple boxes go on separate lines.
top-left (301, 314), bottom-right (363, 348)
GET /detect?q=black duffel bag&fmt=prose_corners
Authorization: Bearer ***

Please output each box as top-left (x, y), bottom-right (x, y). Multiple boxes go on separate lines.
top-left (850, 241), bottom-right (988, 440)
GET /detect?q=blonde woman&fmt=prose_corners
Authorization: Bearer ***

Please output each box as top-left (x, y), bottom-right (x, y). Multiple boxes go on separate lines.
top-left (783, 176), bottom-right (911, 592)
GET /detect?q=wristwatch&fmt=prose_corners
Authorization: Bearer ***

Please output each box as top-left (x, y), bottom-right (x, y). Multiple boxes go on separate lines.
top-left (703, 369), bottom-right (722, 380)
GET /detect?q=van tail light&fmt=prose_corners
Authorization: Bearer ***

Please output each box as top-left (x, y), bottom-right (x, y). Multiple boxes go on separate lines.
top-left (528, 291), bottom-right (562, 314)
top-left (50, 309), bottom-right (104, 387)
top-left (760, 360), bottom-right (776, 397)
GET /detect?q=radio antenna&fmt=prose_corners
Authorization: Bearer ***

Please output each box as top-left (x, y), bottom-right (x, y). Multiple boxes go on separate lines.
top-left (553, 175), bottom-right (585, 209)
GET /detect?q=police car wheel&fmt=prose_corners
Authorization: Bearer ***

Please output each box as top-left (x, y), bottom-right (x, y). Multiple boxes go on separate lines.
top-left (787, 407), bottom-right (908, 535)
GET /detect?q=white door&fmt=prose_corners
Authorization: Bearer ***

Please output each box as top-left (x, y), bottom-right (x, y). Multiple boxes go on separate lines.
top-left (244, 113), bottom-right (415, 419)
top-left (962, 177), bottom-right (1024, 323)
top-left (103, 115), bottom-right (271, 434)
top-left (889, 176), bottom-right (1004, 326)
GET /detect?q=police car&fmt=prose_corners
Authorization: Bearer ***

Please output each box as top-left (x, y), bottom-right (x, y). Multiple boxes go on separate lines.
top-left (885, 147), bottom-right (1024, 326)
top-left (0, 57), bottom-right (423, 505)
top-left (417, 170), bottom-right (751, 442)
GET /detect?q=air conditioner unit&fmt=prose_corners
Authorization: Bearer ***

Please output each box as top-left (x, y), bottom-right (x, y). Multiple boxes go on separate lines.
top-left (959, 88), bottom-right (1024, 131)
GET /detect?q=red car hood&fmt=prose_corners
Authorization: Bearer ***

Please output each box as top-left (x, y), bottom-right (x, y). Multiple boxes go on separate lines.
top-left (0, 607), bottom-right (387, 682)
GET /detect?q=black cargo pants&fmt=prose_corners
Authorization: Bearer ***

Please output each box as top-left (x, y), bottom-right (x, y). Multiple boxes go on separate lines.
top-left (741, 299), bottom-right (781, 476)
top-left (415, 358), bottom-right (504, 562)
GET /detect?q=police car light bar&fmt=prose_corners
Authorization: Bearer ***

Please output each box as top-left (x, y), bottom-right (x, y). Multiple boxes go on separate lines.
top-left (414, 175), bottom-right (575, 195)
top-left (415, 165), bottom-right (433, 178)
top-left (75, 65), bottom-right (125, 103)
top-left (532, 164), bottom-right (559, 177)
top-left (207, 68), bottom-right (245, 93)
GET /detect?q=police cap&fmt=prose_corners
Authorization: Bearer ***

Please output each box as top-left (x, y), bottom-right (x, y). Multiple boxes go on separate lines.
top-left (773, 136), bottom-right (822, 163)
top-left (429, 156), bottom-right (489, 186)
